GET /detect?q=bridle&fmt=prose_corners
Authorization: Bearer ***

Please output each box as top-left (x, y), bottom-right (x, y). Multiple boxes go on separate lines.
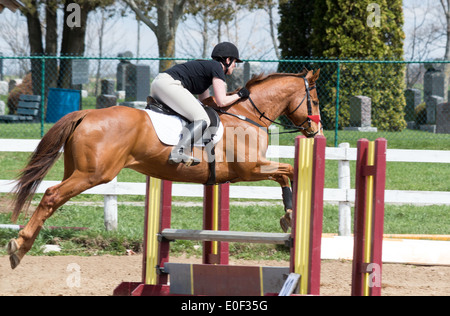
top-left (248, 77), bottom-right (321, 137)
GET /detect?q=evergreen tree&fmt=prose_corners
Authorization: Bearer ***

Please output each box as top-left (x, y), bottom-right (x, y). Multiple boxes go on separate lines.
top-left (278, 0), bottom-right (314, 59)
top-left (311, 0), bottom-right (406, 131)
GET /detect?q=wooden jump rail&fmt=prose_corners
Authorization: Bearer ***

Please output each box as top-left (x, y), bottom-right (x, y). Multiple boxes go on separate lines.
top-left (160, 229), bottom-right (291, 245)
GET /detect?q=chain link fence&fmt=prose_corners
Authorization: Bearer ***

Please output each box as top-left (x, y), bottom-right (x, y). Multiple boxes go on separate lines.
top-left (0, 55), bottom-right (449, 149)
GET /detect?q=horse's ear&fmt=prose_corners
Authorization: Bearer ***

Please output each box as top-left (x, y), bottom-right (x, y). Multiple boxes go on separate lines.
top-left (313, 69), bottom-right (320, 80)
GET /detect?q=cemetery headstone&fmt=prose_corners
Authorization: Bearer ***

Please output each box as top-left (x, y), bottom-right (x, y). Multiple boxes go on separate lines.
top-left (404, 88), bottom-right (421, 122)
top-left (0, 100), bottom-right (5, 115)
top-left (116, 51), bottom-right (133, 91)
top-left (436, 103), bottom-right (450, 134)
top-left (125, 64), bottom-right (150, 102)
top-left (101, 79), bottom-right (115, 95)
top-left (426, 95), bottom-right (442, 125)
top-left (96, 79), bottom-right (117, 109)
top-left (0, 81), bottom-right (8, 95)
top-left (346, 95), bottom-right (377, 132)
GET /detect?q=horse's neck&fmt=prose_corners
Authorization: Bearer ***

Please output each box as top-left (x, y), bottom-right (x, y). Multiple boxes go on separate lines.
top-left (236, 78), bottom-right (298, 122)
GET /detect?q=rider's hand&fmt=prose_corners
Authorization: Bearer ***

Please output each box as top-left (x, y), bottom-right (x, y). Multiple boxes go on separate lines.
top-left (237, 87), bottom-right (250, 99)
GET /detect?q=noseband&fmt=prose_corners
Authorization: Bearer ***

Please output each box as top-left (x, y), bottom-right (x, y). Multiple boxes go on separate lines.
top-left (248, 76), bottom-right (321, 137)
top-left (287, 77), bottom-right (321, 137)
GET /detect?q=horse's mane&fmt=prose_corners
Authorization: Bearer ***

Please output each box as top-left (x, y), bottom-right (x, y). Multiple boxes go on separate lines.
top-left (245, 69), bottom-right (316, 89)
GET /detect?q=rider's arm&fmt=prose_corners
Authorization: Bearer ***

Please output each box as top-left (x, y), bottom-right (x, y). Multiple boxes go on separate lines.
top-left (212, 77), bottom-right (240, 107)
top-left (198, 89), bottom-right (210, 102)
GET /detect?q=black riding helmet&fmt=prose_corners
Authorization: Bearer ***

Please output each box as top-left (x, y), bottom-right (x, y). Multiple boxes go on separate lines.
top-left (211, 42), bottom-right (243, 74)
top-left (211, 42), bottom-right (243, 63)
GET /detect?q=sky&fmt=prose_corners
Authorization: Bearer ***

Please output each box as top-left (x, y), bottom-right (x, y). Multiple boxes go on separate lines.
top-left (0, 4), bottom-right (279, 60)
top-left (0, 1), bottom-right (447, 61)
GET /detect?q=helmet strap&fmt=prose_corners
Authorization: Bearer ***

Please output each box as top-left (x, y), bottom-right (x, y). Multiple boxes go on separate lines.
top-left (222, 57), bottom-right (235, 75)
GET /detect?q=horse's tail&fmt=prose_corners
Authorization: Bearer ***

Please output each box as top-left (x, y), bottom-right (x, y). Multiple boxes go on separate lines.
top-left (11, 110), bottom-right (89, 222)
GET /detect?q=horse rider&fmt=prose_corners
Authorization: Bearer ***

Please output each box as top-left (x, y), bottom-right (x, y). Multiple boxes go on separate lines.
top-left (150, 42), bottom-right (250, 166)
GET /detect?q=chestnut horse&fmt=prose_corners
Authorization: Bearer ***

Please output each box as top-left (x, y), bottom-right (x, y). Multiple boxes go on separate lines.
top-left (7, 69), bottom-right (321, 269)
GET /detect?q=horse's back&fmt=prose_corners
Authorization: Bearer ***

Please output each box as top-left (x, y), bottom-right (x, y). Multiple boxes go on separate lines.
top-left (69, 106), bottom-right (160, 157)
top-left (76, 105), bottom-right (151, 133)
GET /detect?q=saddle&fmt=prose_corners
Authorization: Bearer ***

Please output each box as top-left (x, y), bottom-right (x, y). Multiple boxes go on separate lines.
top-left (146, 96), bottom-right (221, 144)
top-left (146, 96), bottom-right (221, 185)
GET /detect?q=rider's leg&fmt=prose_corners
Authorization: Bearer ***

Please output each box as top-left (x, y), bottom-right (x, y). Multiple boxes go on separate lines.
top-left (150, 73), bottom-right (210, 166)
top-left (150, 73), bottom-right (211, 125)
top-left (168, 120), bottom-right (208, 166)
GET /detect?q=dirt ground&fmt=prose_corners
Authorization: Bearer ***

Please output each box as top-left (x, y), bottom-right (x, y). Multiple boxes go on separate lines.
top-left (0, 254), bottom-right (449, 296)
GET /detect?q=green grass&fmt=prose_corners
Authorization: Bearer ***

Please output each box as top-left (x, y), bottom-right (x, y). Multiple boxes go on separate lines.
top-left (1, 202), bottom-right (448, 261)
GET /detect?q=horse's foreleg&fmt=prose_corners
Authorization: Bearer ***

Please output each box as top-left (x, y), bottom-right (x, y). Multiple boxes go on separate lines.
top-left (246, 160), bottom-right (295, 232)
top-left (274, 174), bottom-right (294, 233)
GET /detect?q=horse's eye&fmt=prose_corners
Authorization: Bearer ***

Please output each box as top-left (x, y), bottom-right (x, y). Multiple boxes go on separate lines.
top-left (313, 101), bottom-right (319, 106)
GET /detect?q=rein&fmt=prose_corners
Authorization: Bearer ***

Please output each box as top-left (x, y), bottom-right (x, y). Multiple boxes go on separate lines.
top-left (215, 76), bottom-right (321, 137)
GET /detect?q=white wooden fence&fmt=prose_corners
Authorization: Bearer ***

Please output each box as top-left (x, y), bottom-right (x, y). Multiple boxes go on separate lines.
top-left (1, 139), bottom-right (449, 233)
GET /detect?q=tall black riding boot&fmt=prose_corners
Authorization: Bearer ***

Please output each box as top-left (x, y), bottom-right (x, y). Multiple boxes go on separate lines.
top-left (168, 120), bottom-right (207, 166)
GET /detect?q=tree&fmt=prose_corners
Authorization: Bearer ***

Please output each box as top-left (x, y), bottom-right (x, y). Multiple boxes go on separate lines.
top-left (16, 0), bottom-right (115, 92)
top-left (310, 0), bottom-right (406, 131)
top-left (123, 0), bottom-right (187, 71)
top-left (177, 0), bottom-right (236, 59)
top-left (441, 0), bottom-right (450, 60)
top-left (262, 0), bottom-right (281, 59)
top-left (278, 0), bottom-right (314, 59)
top-left (404, 1), bottom-right (440, 88)
top-left (0, 11), bottom-right (30, 75)
top-left (124, 0), bottom-right (277, 69)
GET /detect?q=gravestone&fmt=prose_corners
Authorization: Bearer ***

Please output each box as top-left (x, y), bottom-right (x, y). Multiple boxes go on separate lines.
top-left (0, 100), bottom-right (5, 115)
top-left (404, 88), bottom-right (421, 122)
top-left (96, 79), bottom-right (117, 109)
top-left (423, 64), bottom-right (450, 132)
top-left (101, 79), bottom-right (115, 95)
top-left (419, 95), bottom-right (442, 133)
top-left (346, 95), bottom-right (377, 132)
top-left (436, 103), bottom-right (450, 134)
top-left (116, 51), bottom-right (133, 91)
top-left (125, 64), bottom-right (150, 102)
top-left (0, 81), bottom-right (7, 95)
top-left (426, 95), bottom-right (442, 124)
top-left (423, 63), bottom-right (449, 103)
top-left (96, 95), bottom-right (117, 109)
top-left (71, 59), bottom-right (89, 86)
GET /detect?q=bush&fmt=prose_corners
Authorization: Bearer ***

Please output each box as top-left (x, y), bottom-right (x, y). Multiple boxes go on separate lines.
top-left (278, 0), bottom-right (407, 131)
top-left (415, 102), bottom-right (427, 126)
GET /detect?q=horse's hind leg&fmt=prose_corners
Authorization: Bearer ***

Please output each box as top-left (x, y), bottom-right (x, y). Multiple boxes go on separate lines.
top-left (7, 170), bottom-right (114, 269)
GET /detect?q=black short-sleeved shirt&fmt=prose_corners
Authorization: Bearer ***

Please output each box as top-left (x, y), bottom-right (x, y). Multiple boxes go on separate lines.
top-left (164, 60), bottom-right (226, 95)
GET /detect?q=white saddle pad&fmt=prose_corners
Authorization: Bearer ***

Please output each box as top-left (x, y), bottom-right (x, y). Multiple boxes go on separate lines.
top-left (143, 109), bottom-right (224, 146)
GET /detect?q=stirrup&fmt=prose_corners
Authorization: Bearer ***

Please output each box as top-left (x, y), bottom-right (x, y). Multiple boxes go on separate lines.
top-left (167, 120), bottom-right (207, 167)
top-left (168, 151), bottom-right (200, 167)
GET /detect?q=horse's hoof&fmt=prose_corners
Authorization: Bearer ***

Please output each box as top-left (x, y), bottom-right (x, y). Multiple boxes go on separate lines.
top-left (9, 253), bottom-right (20, 269)
top-left (280, 210), bottom-right (292, 233)
top-left (6, 239), bottom-right (19, 255)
